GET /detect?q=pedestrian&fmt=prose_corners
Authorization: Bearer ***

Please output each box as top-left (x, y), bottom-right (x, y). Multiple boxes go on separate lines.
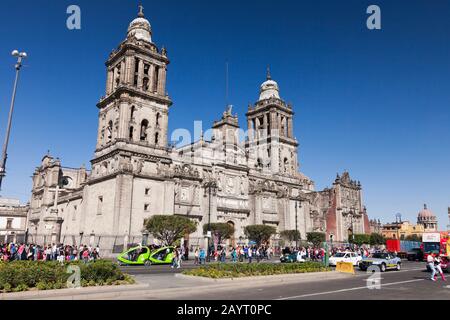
top-left (177, 248), bottom-right (182, 268)
top-left (231, 248), bottom-right (237, 263)
top-left (171, 247), bottom-right (178, 268)
top-left (220, 247), bottom-right (226, 263)
top-left (239, 247), bottom-right (244, 262)
top-left (194, 248), bottom-right (199, 265)
top-left (434, 255), bottom-right (446, 281)
top-left (199, 248), bottom-right (206, 265)
top-left (427, 253), bottom-right (437, 281)
top-left (248, 246), bottom-right (253, 263)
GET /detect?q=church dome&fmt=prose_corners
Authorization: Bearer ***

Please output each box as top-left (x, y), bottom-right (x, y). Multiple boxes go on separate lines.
top-left (127, 6), bottom-right (152, 42)
top-left (259, 68), bottom-right (280, 101)
top-left (418, 204), bottom-right (436, 220)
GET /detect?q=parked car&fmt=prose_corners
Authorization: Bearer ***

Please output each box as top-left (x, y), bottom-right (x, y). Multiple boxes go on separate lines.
top-left (359, 252), bottom-right (401, 272)
top-left (280, 251), bottom-right (306, 263)
top-left (407, 248), bottom-right (424, 261)
top-left (329, 252), bottom-right (362, 266)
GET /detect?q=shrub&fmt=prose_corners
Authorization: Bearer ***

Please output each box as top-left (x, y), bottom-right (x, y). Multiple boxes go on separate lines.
top-left (0, 260), bottom-right (132, 293)
top-left (183, 262), bottom-right (330, 278)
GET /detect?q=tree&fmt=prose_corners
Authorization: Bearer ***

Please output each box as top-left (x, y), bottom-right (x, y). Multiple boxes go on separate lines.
top-left (244, 225), bottom-right (277, 245)
top-left (369, 233), bottom-right (386, 245)
top-left (349, 234), bottom-right (371, 245)
top-left (306, 232), bottom-right (326, 247)
top-left (145, 215), bottom-right (197, 246)
top-left (405, 234), bottom-right (420, 242)
top-left (203, 222), bottom-right (234, 245)
top-left (280, 230), bottom-right (301, 243)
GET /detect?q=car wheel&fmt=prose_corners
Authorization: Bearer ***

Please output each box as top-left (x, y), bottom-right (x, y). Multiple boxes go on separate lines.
top-left (144, 260), bottom-right (152, 267)
top-left (396, 263), bottom-right (401, 271)
top-left (380, 263), bottom-right (386, 272)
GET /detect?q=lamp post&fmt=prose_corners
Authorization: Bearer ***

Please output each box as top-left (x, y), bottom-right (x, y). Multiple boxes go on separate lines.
top-left (0, 50), bottom-right (27, 192)
top-left (204, 180), bottom-right (217, 262)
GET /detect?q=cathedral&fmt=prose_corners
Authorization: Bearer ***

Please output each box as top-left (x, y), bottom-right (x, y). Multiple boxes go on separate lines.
top-left (27, 7), bottom-right (371, 255)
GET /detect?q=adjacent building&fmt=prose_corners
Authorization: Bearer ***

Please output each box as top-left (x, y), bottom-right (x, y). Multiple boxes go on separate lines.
top-left (0, 198), bottom-right (28, 243)
top-left (381, 204), bottom-right (439, 239)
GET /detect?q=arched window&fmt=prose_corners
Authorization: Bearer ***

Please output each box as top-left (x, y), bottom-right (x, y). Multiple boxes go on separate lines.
top-left (257, 158), bottom-right (263, 168)
top-left (143, 77), bottom-right (149, 91)
top-left (156, 113), bottom-right (161, 126)
top-left (140, 120), bottom-right (149, 141)
top-left (155, 132), bottom-right (159, 145)
top-left (107, 121), bottom-right (113, 141)
top-left (130, 106), bottom-right (136, 119)
top-left (283, 157), bottom-right (289, 173)
top-left (129, 126), bottom-right (134, 141)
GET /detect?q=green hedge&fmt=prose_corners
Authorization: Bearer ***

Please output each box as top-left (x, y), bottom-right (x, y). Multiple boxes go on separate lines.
top-left (183, 262), bottom-right (331, 278)
top-left (0, 260), bottom-right (134, 293)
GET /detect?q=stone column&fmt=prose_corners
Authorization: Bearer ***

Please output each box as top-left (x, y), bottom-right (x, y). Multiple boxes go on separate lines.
top-left (124, 56), bottom-right (133, 85)
top-left (263, 113), bottom-right (268, 138)
top-left (288, 117), bottom-right (293, 138)
top-left (137, 59), bottom-right (144, 90)
top-left (247, 117), bottom-right (253, 142)
top-left (118, 100), bottom-right (130, 139)
top-left (255, 117), bottom-right (260, 140)
top-left (277, 114), bottom-right (281, 137)
top-left (119, 60), bottom-right (126, 84)
top-left (129, 57), bottom-right (136, 86)
top-left (106, 68), bottom-right (113, 95)
top-left (113, 67), bottom-right (119, 90)
top-left (157, 67), bottom-right (166, 95)
top-left (148, 64), bottom-right (155, 93)
top-left (270, 111), bottom-right (277, 136)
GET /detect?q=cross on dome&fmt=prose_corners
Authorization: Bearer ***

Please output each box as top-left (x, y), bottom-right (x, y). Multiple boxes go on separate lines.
top-left (138, 3), bottom-right (145, 17)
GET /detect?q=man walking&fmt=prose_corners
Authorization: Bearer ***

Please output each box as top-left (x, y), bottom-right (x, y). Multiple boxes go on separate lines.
top-left (427, 253), bottom-right (437, 281)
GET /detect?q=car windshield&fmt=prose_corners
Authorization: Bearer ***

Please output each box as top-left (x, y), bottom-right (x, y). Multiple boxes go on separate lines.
top-left (370, 253), bottom-right (388, 259)
top-left (333, 253), bottom-right (347, 257)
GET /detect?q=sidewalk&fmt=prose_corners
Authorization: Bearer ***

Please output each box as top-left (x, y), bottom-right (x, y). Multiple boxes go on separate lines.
top-left (0, 271), bottom-right (354, 300)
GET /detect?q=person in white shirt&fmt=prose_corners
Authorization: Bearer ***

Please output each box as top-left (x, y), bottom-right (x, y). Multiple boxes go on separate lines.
top-left (427, 253), bottom-right (437, 281)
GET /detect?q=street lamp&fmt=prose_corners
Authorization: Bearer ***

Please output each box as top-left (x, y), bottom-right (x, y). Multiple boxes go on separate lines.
top-left (204, 180), bottom-right (217, 262)
top-left (0, 50), bottom-right (27, 191)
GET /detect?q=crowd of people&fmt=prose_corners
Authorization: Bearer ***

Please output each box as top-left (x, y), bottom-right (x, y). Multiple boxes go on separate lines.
top-left (193, 245), bottom-right (274, 265)
top-left (0, 242), bottom-right (100, 263)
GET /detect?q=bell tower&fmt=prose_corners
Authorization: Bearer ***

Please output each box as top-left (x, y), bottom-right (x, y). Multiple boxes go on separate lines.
top-left (95, 5), bottom-right (172, 154)
top-left (245, 69), bottom-right (299, 175)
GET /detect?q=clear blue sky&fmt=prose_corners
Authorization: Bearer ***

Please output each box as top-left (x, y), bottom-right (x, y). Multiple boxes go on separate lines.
top-left (0, 0), bottom-right (449, 228)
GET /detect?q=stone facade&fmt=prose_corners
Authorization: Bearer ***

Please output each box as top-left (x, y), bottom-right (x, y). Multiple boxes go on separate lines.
top-left (26, 8), bottom-right (371, 255)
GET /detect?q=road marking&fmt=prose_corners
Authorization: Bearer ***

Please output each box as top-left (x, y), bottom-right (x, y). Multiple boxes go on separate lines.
top-left (277, 279), bottom-right (424, 300)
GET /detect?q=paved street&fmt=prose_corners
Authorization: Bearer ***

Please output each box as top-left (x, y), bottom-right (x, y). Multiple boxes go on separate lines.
top-left (3, 260), bottom-right (448, 300)
top-left (113, 260), bottom-right (450, 300)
